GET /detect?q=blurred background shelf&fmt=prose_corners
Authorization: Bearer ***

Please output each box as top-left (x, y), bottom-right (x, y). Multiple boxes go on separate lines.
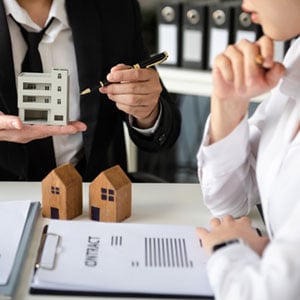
top-left (158, 66), bottom-right (269, 102)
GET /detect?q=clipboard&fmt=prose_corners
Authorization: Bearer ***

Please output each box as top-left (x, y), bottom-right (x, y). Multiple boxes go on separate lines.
top-left (0, 202), bottom-right (40, 300)
top-left (30, 220), bottom-right (214, 298)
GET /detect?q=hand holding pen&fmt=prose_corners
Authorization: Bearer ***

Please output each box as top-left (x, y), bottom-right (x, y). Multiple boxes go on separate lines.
top-left (80, 51), bottom-right (168, 95)
top-left (81, 51), bottom-right (169, 129)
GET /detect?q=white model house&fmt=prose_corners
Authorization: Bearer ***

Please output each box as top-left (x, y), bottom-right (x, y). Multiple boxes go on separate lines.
top-left (18, 69), bottom-right (69, 125)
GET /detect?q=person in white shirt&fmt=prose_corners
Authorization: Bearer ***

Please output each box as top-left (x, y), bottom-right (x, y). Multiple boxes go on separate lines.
top-left (196, 0), bottom-right (300, 299)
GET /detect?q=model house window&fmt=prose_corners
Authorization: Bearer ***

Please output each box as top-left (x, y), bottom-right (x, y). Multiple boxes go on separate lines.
top-left (101, 188), bottom-right (107, 200)
top-left (58, 73), bottom-right (62, 79)
top-left (54, 115), bottom-right (64, 121)
top-left (45, 98), bottom-right (50, 103)
top-left (108, 189), bottom-right (115, 201)
top-left (51, 186), bottom-right (60, 195)
top-left (23, 83), bottom-right (36, 89)
top-left (100, 188), bottom-right (115, 201)
top-left (57, 86), bottom-right (62, 92)
top-left (45, 85), bottom-right (50, 90)
top-left (23, 96), bottom-right (36, 102)
top-left (57, 99), bottom-right (61, 104)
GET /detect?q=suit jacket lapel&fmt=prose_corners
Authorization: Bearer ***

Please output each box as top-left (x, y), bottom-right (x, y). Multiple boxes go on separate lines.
top-left (0, 0), bottom-right (18, 115)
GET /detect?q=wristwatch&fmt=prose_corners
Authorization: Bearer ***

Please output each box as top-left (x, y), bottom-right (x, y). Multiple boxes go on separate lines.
top-left (212, 238), bottom-right (244, 253)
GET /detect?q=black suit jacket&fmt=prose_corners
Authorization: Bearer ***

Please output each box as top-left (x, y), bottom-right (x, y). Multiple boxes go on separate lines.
top-left (0, 0), bottom-right (181, 181)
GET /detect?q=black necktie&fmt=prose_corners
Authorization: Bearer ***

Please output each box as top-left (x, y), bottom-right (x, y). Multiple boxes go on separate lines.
top-left (13, 17), bottom-right (54, 72)
top-left (13, 17), bottom-right (56, 180)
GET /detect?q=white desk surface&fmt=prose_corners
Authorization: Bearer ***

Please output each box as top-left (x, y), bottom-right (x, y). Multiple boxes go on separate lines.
top-left (0, 182), bottom-right (265, 300)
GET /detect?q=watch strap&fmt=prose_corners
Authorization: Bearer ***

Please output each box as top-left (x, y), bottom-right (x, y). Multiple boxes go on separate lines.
top-left (212, 238), bottom-right (243, 253)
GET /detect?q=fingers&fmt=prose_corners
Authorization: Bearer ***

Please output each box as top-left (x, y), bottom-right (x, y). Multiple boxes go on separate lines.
top-left (106, 66), bottom-right (158, 85)
top-left (100, 67), bottom-right (161, 122)
top-left (0, 113), bottom-right (22, 130)
top-left (0, 120), bottom-right (87, 144)
top-left (212, 36), bottom-right (286, 101)
top-left (255, 35), bottom-right (275, 68)
top-left (196, 227), bottom-right (209, 239)
top-left (101, 68), bottom-right (161, 104)
top-left (209, 215), bottom-right (252, 229)
top-left (265, 63), bottom-right (286, 87)
top-left (42, 121), bottom-right (87, 136)
top-left (29, 121), bottom-right (87, 138)
top-left (210, 217), bottom-right (221, 228)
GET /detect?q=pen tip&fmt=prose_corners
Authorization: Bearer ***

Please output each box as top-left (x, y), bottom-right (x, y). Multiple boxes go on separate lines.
top-left (80, 88), bottom-right (91, 95)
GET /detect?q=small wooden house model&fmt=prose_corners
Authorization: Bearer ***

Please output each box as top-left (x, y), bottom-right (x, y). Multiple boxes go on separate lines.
top-left (89, 165), bottom-right (131, 222)
top-left (42, 163), bottom-right (82, 220)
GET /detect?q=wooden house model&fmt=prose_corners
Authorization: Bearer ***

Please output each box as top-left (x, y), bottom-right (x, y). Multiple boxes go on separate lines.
top-left (42, 163), bottom-right (82, 220)
top-left (89, 165), bottom-right (131, 222)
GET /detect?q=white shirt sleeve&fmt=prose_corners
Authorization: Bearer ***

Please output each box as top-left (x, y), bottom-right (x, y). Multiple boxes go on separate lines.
top-left (197, 114), bottom-right (259, 218)
top-left (207, 200), bottom-right (300, 300)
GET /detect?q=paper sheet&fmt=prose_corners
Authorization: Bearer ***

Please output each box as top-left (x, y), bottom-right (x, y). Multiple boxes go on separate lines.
top-left (31, 220), bottom-right (213, 297)
top-left (0, 201), bottom-right (31, 285)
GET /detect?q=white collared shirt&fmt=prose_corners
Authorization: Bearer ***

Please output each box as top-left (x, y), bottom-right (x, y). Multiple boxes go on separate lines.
top-left (197, 37), bottom-right (300, 299)
top-left (3, 0), bottom-right (82, 166)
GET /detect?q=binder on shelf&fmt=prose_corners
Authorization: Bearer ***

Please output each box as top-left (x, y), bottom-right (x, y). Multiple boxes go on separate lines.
top-left (181, 0), bottom-right (213, 70)
top-left (157, 0), bottom-right (183, 67)
top-left (233, 6), bottom-right (262, 43)
top-left (207, 0), bottom-right (239, 69)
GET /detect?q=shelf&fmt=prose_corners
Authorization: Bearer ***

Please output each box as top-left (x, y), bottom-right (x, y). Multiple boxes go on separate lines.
top-left (157, 66), bottom-right (268, 103)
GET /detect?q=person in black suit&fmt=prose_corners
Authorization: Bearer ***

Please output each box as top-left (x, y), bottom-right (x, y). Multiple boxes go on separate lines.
top-left (0, 0), bottom-right (181, 181)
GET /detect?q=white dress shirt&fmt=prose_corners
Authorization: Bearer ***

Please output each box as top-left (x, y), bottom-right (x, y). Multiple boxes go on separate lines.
top-left (197, 37), bottom-right (300, 300)
top-left (4, 0), bottom-right (82, 166)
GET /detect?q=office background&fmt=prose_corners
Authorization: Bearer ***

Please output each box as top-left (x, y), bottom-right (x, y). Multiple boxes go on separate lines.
top-left (137, 0), bottom-right (270, 183)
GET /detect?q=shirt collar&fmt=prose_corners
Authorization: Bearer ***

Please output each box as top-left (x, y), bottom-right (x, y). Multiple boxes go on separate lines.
top-left (279, 37), bottom-right (300, 100)
top-left (3, 0), bottom-right (69, 31)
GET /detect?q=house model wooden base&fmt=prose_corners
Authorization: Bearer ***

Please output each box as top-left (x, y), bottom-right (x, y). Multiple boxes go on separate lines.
top-left (41, 163), bottom-right (82, 220)
top-left (89, 165), bottom-right (132, 222)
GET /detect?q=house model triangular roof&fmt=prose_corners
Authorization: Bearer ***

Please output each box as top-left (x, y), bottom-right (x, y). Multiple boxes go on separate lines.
top-left (45, 163), bottom-right (82, 187)
top-left (97, 165), bottom-right (131, 189)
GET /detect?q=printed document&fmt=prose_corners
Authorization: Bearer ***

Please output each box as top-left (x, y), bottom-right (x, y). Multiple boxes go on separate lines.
top-left (0, 201), bottom-right (31, 285)
top-left (31, 220), bottom-right (213, 297)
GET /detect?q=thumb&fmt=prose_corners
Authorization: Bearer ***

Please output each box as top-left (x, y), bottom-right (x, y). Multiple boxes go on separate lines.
top-left (196, 227), bottom-right (209, 238)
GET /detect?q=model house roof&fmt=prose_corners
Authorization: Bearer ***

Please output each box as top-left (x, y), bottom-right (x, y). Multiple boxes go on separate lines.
top-left (92, 165), bottom-right (131, 190)
top-left (43, 163), bottom-right (82, 187)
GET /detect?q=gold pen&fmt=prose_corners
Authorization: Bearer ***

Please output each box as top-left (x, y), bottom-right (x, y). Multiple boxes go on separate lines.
top-left (80, 51), bottom-right (169, 95)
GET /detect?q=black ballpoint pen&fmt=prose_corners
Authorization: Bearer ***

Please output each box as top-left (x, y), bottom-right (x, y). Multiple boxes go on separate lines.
top-left (80, 51), bottom-right (169, 95)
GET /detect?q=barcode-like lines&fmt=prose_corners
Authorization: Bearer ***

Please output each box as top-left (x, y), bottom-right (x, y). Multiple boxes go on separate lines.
top-left (111, 235), bottom-right (122, 246)
top-left (144, 237), bottom-right (192, 268)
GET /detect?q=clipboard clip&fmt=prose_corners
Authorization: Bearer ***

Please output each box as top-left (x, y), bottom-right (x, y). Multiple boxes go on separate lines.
top-left (34, 225), bottom-right (60, 271)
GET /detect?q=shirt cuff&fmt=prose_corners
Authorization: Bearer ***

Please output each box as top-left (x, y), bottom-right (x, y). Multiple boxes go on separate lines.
top-left (128, 103), bottom-right (162, 136)
top-left (207, 243), bottom-right (260, 295)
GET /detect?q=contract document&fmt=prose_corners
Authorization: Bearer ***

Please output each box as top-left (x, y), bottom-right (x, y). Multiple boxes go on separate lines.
top-left (30, 220), bottom-right (214, 298)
